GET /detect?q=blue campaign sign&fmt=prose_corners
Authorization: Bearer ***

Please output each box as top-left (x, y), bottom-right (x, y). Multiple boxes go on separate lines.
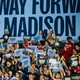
top-left (27, 46), bottom-right (37, 52)
top-left (14, 49), bottom-right (24, 57)
top-left (23, 36), bottom-right (31, 41)
top-left (35, 50), bottom-right (45, 59)
top-left (26, 47), bottom-right (34, 54)
top-left (49, 58), bottom-right (57, 64)
top-left (0, 0), bottom-right (80, 40)
top-left (21, 55), bottom-right (29, 60)
top-left (8, 37), bottom-right (17, 43)
top-left (21, 56), bottom-right (30, 67)
top-left (38, 54), bottom-right (47, 65)
top-left (35, 50), bottom-right (44, 53)
top-left (50, 61), bottom-right (62, 72)
top-left (47, 49), bottom-right (55, 57)
top-left (71, 56), bottom-right (78, 67)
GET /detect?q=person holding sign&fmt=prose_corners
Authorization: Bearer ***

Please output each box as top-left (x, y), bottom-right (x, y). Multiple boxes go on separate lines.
top-left (49, 67), bottom-right (64, 80)
top-left (34, 30), bottom-right (46, 44)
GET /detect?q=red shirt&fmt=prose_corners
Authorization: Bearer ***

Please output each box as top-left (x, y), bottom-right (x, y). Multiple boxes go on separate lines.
top-left (62, 42), bottom-right (74, 60)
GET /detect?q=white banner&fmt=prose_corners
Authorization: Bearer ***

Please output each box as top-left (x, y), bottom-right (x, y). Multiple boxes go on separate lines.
top-left (0, 0), bottom-right (80, 40)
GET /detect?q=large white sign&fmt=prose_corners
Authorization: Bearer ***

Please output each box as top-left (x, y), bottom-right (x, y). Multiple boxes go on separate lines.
top-left (0, 0), bottom-right (80, 40)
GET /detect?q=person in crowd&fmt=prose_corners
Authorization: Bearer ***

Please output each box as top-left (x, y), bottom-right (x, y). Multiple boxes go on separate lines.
top-left (43, 40), bottom-right (51, 51)
top-left (39, 75), bottom-right (45, 80)
top-left (71, 49), bottom-right (80, 74)
top-left (47, 38), bottom-right (55, 49)
top-left (64, 69), bottom-right (72, 79)
top-left (37, 30), bottom-right (46, 40)
top-left (75, 44), bottom-right (80, 54)
top-left (33, 30), bottom-right (46, 45)
top-left (2, 29), bottom-right (10, 43)
top-left (28, 74), bottom-right (34, 80)
top-left (8, 71), bottom-right (13, 79)
top-left (0, 31), bottom-right (80, 80)
top-left (71, 49), bottom-right (78, 57)
top-left (39, 65), bottom-right (52, 80)
top-left (49, 67), bottom-right (64, 80)
top-left (47, 29), bottom-right (55, 40)
top-left (62, 37), bottom-right (74, 61)
top-left (55, 36), bottom-right (63, 49)
top-left (37, 42), bottom-right (43, 50)
top-left (23, 39), bottom-right (34, 47)
top-left (4, 60), bottom-right (12, 72)
top-left (3, 72), bottom-right (10, 80)
top-left (0, 69), bottom-right (3, 80)
top-left (0, 47), bottom-right (4, 65)
top-left (28, 66), bottom-right (39, 80)
top-left (55, 50), bottom-right (62, 61)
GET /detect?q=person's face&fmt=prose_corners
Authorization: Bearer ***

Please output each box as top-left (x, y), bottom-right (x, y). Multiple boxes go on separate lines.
top-left (65, 44), bottom-right (69, 48)
top-left (0, 70), bottom-right (2, 75)
top-left (67, 39), bottom-right (71, 43)
top-left (43, 66), bottom-right (47, 71)
top-left (55, 73), bottom-right (61, 79)
top-left (29, 74), bottom-right (34, 80)
top-left (11, 46), bottom-right (14, 51)
top-left (75, 46), bottom-right (79, 50)
top-left (7, 61), bottom-right (11, 67)
top-left (50, 30), bottom-right (53, 34)
top-left (40, 30), bottom-right (43, 35)
top-left (5, 73), bottom-right (8, 78)
top-left (16, 72), bottom-right (19, 78)
top-left (67, 70), bottom-right (71, 76)
top-left (45, 41), bottom-right (48, 46)
top-left (30, 67), bottom-right (35, 74)
top-left (9, 72), bottom-right (13, 77)
top-left (73, 49), bottom-right (77, 55)
top-left (45, 70), bottom-right (49, 75)
top-left (18, 65), bottom-right (22, 69)
top-left (31, 64), bottom-right (36, 68)
top-left (40, 75), bottom-right (44, 80)
top-left (55, 53), bottom-right (59, 58)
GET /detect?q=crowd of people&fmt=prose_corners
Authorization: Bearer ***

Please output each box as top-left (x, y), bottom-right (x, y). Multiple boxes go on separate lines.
top-left (0, 29), bottom-right (80, 80)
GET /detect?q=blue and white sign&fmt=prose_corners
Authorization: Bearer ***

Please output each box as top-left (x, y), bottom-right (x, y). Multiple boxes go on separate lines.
top-left (35, 50), bottom-right (45, 59)
top-left (26, 47), bottom-right (34, 54)
top-left (0, 0), bottom-right (80, 40)
top-left (49, 59), bottom-right (62, 72)
top-left (71, 56), bottom-right (78, 67)
top-left (14, 49), bottom-right (24, 57)
top-left (47, 49), bottom-right (55, 57)
top-left (24, 36), bottom-right (31, 41)
top-left (49, 58), bottom-right (57, 64)
top-left (27, 46), bottom-right (37, 53)
top-left (8, 37), bottom-right (17, 43)
top-left (21, 56), bottom-right (30, 67)
top-left (38, 54), bottom-right (47, 65)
